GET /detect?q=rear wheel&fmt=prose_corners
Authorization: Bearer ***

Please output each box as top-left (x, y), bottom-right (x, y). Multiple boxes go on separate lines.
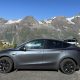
top-left (0, 57), bottom-right (13, 73)
top-left (60, 59), bottom-right (76, 74)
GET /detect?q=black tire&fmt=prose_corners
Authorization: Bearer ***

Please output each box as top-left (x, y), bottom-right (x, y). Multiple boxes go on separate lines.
top-left (0, 57), bottom-right (13, 73)
top-left (60, 59), bottom-right (76, 74)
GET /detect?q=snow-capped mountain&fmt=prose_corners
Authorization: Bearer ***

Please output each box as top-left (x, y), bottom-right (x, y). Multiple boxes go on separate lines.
top-left (0, 15), bottom-right (80, 45)
top-left (0, 15), bottom-right (80, 25)
top-left (39, 16), bottom-right (80, 25)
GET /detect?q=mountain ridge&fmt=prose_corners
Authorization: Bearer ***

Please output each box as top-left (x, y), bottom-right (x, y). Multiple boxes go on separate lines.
top-left (0, 15), bottom-right (80, 25)
top-left (0, 15), bottom-right (80, 45)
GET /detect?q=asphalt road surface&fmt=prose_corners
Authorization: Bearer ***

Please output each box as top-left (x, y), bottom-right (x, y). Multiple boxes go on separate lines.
top-left (0, 70), bottom-right (80, 80)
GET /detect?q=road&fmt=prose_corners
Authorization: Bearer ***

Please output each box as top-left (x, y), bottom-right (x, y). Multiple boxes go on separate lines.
top-left (0, 70), bottom-right (80, 80)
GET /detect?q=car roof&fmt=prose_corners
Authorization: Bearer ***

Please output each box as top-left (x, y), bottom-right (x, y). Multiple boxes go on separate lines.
top-left (30, 39), bottom-right (62, 42)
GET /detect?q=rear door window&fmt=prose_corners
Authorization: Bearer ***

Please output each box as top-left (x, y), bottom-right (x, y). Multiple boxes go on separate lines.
top-left (45, 40), bottom-right (70, 49)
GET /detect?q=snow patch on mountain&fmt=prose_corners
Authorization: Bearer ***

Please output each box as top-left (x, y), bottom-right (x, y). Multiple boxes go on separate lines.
top-left (66, 16), bottom-right (80, 24)
top-left (5, 19), bottom-right (22, 24)
top-left (44, 20), bottom-right (52, 24)
top-left (38, 21), bottom-right (43, 24)
top-left (39, 17), bottom-right (56, 24)
top-left (66, 17), bottom-right (75, 24)
top-left (51, 17), bottom-right (56, 20)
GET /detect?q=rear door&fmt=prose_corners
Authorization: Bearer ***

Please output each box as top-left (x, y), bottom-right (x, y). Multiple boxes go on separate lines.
top-left (43, 40), bottom-right (63, 69)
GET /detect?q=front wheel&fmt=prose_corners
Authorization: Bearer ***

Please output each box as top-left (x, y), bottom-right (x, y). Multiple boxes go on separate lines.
top-left (0, 57), bottom-right (13, 73)
top-left (60, 59), bottom-right (76, 74)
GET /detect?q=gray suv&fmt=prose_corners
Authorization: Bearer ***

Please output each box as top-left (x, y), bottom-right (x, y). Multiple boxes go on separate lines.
top-left (0, 39), bottom-right (80, 74)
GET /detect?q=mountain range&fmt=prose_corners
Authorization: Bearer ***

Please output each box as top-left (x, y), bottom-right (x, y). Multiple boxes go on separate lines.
top-left (0, 15), bottom-right (80, 44)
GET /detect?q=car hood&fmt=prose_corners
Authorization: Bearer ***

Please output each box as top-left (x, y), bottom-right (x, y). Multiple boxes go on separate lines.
top-left (0, 48), bottom-right (15, 53)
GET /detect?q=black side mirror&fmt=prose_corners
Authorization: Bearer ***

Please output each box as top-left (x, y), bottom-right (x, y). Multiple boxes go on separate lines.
top-left (20, 46), bottom-right (26, 51)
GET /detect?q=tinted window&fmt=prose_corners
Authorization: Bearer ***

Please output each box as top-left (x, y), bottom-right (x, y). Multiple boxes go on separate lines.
top-left (25, 40), bottom-right (44, 49)
top-left (64, 39), bottom-right (77, 42)
top-left (45, 40), bottom-right (70, 49)
top-left (62, 42), bottom-right (71, 48)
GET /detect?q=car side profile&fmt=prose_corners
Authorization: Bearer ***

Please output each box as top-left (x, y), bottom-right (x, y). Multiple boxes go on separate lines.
top-left (0, 39), bottom-right (80, 74)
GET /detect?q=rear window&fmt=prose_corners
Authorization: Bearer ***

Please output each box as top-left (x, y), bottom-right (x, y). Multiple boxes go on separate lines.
top-left (64, 39), bottom-right (77, 42)
top-left (45, 40), bottom-right (71, 49)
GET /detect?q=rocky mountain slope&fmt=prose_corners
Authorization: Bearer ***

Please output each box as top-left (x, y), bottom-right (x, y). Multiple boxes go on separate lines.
top-left (0, 15), bottom-right (80, 44)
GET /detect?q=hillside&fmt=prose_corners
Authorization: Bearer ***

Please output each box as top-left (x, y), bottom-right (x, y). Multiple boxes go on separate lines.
top-left (0, 15), bottom-right (80, 45)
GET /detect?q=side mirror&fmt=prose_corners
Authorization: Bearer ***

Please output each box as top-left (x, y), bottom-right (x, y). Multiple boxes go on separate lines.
top-left (20, 46), bottom-right (26, 51)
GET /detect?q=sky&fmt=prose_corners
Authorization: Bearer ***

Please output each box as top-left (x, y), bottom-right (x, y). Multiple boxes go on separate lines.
top-left (0, 0), bottom-right (80, 20)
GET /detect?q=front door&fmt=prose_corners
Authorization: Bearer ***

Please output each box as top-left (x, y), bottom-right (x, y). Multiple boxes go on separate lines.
top-left (16, 39), bottom-right (45, 69)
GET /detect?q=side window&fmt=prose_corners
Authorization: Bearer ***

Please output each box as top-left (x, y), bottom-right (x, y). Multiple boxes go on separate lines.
top-left (62, 42), bottom-right (70, 48)
top-left (46, 40), bottom-right (56, 49)
top-left (25, 40), bottom-right (44, 49)
top-left (45, 40), bottom-right (63, 49)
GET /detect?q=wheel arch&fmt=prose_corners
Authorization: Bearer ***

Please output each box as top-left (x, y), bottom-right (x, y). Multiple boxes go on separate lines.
top-left (58, 57), bottom-right (78, 70)
top-left (0, 55), bottom-right (16, 69)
